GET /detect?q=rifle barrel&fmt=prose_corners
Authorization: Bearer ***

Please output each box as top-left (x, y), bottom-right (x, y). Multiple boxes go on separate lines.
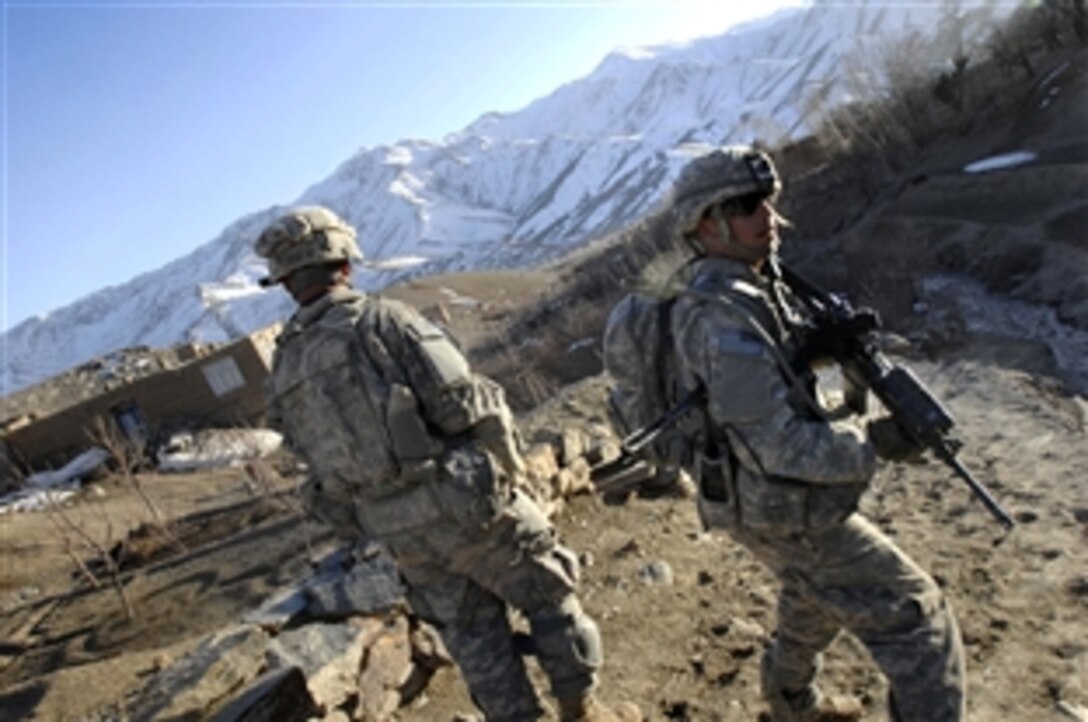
top-left (934, 445), bottom-right (1016, 529)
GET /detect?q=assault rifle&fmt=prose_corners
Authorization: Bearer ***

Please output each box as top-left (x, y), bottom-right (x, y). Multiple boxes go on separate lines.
top-left (590, 388), bottom-right (703, 495)
top-left (775, 259), bottom-right (1015, 530)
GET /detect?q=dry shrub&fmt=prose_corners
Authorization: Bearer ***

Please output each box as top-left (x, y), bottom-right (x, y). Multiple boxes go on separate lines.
top-left (802, 1), bottom-right (1082, 195)
top-left (85, 415), bottom-right (165, 527)
top-left (474, 207), bottom-right (690, 410)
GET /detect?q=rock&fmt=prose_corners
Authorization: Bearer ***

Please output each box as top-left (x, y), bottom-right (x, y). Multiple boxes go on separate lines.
top-left (400, 619), bottom-right (453, 706)
top-left (354, 615), bottom-right (415, 721)
top-left (305, 548), bottom-right (405, 620)
top-left (264, 622), bottom-right (370, 712)
top-left (523, 443), bottom-right (559, 486)
top-left (130, 625), bottom-right (270, 722)
top-left (310, 543), bottom-right (356, 576)
top-left (244, 587), bottom-right (310, 632)
top-left (637, 467), bottom-right (697, 499)
top-left (83, 483), bottom-right (107, 499)
top-left (149, 653), bottom-right (173, 674)
top-left (314, 710), bottom-right (353, 722)
top-left (555, 457), bottom-right (593, 497)
top-left (584, 438), bottom-right (621, 467)
top-left (1067, 575), bottom-right (1088, 598)
top-left (638, 560), bottom-right (674, 586)
top-left (614, 538), bottom-right (642, 558)
top-left (209, 666), bottom-right (318, 722)
top-left (560, 428), bottom-right (588, 466)
top-left (409, 619), bottom-right (453, 671)
top-left (728, 616), bottom-right (769, 642)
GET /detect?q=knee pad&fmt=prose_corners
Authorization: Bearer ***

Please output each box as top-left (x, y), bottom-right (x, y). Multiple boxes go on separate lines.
top-left (530, 598), bottom-right (602, 669)
top-left (528, 597), bottom-right (602, 699)
top-left (568, 608), bottom-right (603, 670)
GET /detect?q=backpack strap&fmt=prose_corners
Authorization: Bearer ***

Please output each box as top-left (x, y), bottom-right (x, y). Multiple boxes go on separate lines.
top-left (655, 294), bottom-right (680, 412)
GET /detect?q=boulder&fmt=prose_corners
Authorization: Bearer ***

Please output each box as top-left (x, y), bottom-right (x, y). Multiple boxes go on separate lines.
top-left (264, 622), bottom-right (370, 712)
top-left (130, 625), bottom-right (270, 722)
top-left (209, 666), bottom-right (317, 722)
top-left (305, 550), bottom-right (404, 620)
top-left (354, 615), bottom-right (415, 721)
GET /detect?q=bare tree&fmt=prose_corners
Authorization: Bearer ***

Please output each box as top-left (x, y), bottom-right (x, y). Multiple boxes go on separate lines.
top-left (44, 494), bottom-right (135, 620)
top-left (85, 415), bottom-right (165, 526)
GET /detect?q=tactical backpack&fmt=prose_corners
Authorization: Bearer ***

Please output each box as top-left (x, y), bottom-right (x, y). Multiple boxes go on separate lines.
top-left (602, 291), bottom-right (704, 470)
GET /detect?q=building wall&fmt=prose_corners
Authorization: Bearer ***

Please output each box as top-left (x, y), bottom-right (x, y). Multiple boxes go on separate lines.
top-left (3, 324), bottom-right (282, 472)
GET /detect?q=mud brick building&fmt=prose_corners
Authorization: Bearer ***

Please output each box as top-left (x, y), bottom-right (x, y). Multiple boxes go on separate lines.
top-left (1, 324), bottom-right (282, 476)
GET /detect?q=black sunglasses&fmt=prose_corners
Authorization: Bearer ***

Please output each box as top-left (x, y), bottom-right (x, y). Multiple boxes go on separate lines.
top-left (717, 191), bottom-right (770, 217)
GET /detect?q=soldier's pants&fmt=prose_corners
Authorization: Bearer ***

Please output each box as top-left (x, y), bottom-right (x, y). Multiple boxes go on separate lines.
top-left (734, 513), bottom-right (966, 722)
top-left (389, 489), bottom-right (602, 722)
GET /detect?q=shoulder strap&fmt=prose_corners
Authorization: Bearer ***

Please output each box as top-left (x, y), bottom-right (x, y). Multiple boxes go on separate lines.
top-left (684, 287), bottom-right (829, 423)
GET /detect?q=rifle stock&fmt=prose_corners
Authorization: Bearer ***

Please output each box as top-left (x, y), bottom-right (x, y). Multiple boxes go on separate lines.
top-left (590, 388), bottom-right (703, 495)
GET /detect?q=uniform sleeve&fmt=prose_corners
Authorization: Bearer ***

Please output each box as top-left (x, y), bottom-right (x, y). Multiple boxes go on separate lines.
top-left (379, 302), bottom-right (509, 437)
top-left (378, 303), bottom-right (525, 473)
top-left (675, 301), bottom-right (875, 485)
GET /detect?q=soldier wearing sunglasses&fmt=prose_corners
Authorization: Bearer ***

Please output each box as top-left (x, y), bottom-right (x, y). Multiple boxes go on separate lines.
top-left (659, 146), bottom-right (966, 722)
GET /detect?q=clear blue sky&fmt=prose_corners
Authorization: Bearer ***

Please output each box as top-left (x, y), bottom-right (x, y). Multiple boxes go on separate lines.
top-left (2, 0), bottom-right (803, 332)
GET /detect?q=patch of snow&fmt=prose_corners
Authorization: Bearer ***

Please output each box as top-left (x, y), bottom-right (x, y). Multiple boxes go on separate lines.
top-left (156, 429), bottom-right (283, 473)
top-left (25, 447), bottom-right (110, 490)
top-left (0, 489), bottom-right (78, 515)
top-left (438, 287), bottom-right (481, 308)
top-left (567, 337), bottom-right (597, 353)
top-left (365, 256), bottom-right (430, 271)
top-left (963, 151), bottom-right (1037, 174)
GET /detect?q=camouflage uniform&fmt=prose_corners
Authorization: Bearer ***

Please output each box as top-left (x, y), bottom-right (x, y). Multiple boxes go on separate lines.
top-left (258, 210), bottom-right (606, 722)
top-left (656, 148), bottom-right (964, 721)
top-left (671, 257), bottom-right (965, 721)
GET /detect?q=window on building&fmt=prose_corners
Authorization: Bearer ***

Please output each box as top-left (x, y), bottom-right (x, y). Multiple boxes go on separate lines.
top-left (202, 357), bottom-right (245, 397)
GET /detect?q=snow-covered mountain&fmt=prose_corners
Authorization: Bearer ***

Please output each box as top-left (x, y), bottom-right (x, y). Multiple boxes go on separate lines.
top-left (2, 1), bottom-right (1014, 393)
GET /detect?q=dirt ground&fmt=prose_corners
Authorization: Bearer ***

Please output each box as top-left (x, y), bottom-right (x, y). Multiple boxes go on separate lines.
top-left (523, 366), bottom-right (1087, 722)
top-left (0, 468), bottom-right (336, 720)
top-left (3, 348), bottom-right (1084, 721)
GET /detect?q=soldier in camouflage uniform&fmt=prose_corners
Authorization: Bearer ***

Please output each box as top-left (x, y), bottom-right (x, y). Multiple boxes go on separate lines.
top-left (255, 207), bottom-right (640, 722)
top-left (654, 147), bottom-right (965, 721)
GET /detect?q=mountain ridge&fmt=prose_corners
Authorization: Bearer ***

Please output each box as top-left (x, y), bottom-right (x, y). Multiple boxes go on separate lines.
top-left (3, 1), bottom-right (1013, 393)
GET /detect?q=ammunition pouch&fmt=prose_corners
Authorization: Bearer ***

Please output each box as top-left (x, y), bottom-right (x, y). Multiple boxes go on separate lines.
top-left (353, 445), bottom-right (509, 541)
top-left (386, 383), bottom-right (445, 469)
top-left (734, 472), bottom-right (866, 534)
top-left (694, 449), bottom-right (740, 530)
top-left (694, 445), bottom-right (864, 533)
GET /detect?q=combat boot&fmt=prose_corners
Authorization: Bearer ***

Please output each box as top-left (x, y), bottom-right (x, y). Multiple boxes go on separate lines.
top-left (760, 647), bottom-right (861, 722)
top-left (761, 687), bottom-right (863, 722)
top-left (556, 694), bottom-right (643, 722)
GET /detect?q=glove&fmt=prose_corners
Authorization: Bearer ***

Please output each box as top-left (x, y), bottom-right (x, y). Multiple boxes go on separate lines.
top-left (866, 417), bottom-right (925, 463)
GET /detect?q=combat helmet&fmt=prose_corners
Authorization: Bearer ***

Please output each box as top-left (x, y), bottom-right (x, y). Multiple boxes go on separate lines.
top-left (670, 145), bottom-right (780, 237)
top-left (255, 206), bottom-right (362, 287)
